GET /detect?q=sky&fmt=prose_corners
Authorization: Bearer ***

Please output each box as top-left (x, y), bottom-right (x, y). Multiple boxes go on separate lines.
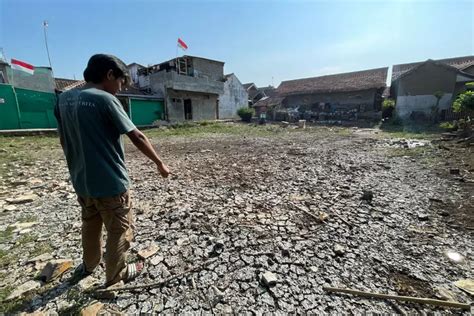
top-left (1, 0), bottom-right (473, 87)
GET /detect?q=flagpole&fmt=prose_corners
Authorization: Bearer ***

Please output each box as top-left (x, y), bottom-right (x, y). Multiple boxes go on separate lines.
top-left (43, 20), bottom-right (53, 70)
top-left (9, 65), bottom-right (23, 129)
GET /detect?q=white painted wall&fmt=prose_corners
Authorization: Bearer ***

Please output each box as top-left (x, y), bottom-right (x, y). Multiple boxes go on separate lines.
top-left (219, 74), bottom-right (248, 119)
top-left (396, 94), bottom-right (452, 119)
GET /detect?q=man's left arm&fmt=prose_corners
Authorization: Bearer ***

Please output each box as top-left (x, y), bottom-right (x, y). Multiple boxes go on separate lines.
top-left (54, 95), bottom-right (65, 150)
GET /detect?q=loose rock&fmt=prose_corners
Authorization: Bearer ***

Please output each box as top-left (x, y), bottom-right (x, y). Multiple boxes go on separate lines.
top-left (260, 271), bottom-right (278, 287)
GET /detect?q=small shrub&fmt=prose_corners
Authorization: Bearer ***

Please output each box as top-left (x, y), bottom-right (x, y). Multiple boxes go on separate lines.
top-left (453, 90), bottom-right (474, 113)
top-left (382, 99), bottom-right (395, 110)
top-left (382, 99), bottom-right (396, 119)
top-left (237, 107), bottom-right (255, 122)
top-left (439, 121), bottom-right (456, 131)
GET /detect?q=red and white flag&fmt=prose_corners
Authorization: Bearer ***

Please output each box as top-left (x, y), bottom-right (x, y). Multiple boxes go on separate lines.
top-left (177, 38), bottom-right (188, 50)
top-left (11, 59), bottom-right (34, 75)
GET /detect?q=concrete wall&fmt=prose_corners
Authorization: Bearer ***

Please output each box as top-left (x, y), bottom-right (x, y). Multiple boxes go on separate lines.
top-left (128, 64), bottom-right (142, 85)
top-left (7, 66), bottom-right (55, 93)
top-left (166, 89), bottom-right (217, 122)
top-left (138, 75), bottom-right (150, 89)
top-left (191, 58), bottom-right (224, 82)
top-left (393, 62), bottom-right (457, 96)
top-left (396, 94), bottom-right (452, 119)
top-left (149, 71), bottom-right (224, 95)
top-left (219, 74), bottom-right (248, 119)
top-left (283, 89), bottom-right (378, 111)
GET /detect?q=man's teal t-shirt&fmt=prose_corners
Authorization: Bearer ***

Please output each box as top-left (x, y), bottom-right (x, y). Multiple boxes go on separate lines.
top-left (55, 87), bottom-right (136, 198)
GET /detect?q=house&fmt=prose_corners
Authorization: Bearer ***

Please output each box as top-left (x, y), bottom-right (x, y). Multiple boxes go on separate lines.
top-left (390, 58), bottom-right (474, 120)
top-left (218, 73), bottom-right (248, 119)
top-left (276, 67), bottom-right (388, 121)
top-left (127, 63), bottom-right (145, 86)
top-left (253, 96), bottom-right (285, 118)
top-left (138, 55), bottom-right (225, 122)
top-left (243, 83), bottom-right (260, 105)
top-left (243, 83), bottom-right (276, 105)
top-left (392, 55), bottom-right (474, 81)
top-left (56, 79), bottom-right (165, 127)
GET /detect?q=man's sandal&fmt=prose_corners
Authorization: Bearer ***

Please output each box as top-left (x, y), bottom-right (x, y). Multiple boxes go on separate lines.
top-left (124, 261), bottom-right (145, 282)
top-left (70, 262), bottom-right (93, 284)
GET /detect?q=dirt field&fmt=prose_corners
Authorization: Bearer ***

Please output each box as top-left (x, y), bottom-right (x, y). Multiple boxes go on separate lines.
top-left (0, 123), bottom-right (472, 314)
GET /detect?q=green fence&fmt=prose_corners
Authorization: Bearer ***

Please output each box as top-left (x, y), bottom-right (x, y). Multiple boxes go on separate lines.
top-left (0, 84), bottom-right (57, 130)
top-left (130, 99), bottom-right (164, 126)
top-left (0, 84), bottom-right (21, 129)
top-left (1, 86), bottom-right (163, 130)
top-left (16, 88), bottom-right (57, 129)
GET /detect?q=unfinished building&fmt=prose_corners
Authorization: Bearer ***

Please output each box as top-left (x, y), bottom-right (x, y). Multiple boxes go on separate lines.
top-left (138, 56), bottom-right (224, 122)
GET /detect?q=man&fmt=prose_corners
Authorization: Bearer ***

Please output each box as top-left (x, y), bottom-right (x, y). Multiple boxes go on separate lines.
top-left (55, 54), bottom-right (170, 287)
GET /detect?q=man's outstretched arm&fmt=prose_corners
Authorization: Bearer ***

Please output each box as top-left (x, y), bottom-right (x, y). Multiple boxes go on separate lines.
top-left (126, 129), bottom-right (170, 178)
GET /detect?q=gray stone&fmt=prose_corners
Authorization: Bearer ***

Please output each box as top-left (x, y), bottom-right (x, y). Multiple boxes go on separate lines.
top-left (150, 255), bottom-right (164, 266)
top-left (77, 275), bottom-right (99, 291)
top-left (260, 271), bottom-right (278, 287)
top-left (334, 244), bottom-right (345, 256)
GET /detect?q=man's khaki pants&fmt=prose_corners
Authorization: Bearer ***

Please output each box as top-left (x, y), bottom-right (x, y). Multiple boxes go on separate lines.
top-left (77, 190), bottom-right (133, 286)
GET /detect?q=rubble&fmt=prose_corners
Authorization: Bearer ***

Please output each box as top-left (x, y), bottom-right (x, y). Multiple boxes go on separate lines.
top-left (6, 194), bottom-right (38, 204)
top-left (260, 271), bottom-right (278, 287)
top-left (137, 243), bottom-right (160, 259)
top-left (6, 280), bottom-right (42, 300)
top-left (0, 126), bottom-right (472, 314)
top-left (80, 302), bottom-right (103, 316)
top-left (39, 259), bottom-right (73, 282)
top-left (333, 244), bottom-right (345, 256)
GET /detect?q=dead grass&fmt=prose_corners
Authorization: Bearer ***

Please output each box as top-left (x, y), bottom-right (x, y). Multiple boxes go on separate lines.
top-left (0, 135), bottom-right (61, 178)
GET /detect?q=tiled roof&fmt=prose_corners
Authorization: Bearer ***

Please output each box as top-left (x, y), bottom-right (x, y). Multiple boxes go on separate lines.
top-left (55, 78), bottom-right (82, 91)
top-left (253, 96), bottom-right (285, 108)
top-left (243, 83), bottom-right (256, 90)
top-left (392, 55), bottom-right (474, 81)
top-left (258, 86), bottom-right (276, 97)
top-left (278, 67), bottom-right (388, 96)
top-left (55, 78), bottom-right (159, 97)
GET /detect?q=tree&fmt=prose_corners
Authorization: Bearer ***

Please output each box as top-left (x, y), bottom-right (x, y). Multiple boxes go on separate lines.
top-left (433, 91), bottom-right (444, 108)
top-left (453, 90), bottom-right (474, 113)
top-left (450, 83), bottom-right (474, 138)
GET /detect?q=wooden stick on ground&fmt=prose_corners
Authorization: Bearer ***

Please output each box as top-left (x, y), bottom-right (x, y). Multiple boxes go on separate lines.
top-left (93, 258), bottom-right (218, 294)
top-left (291, 203), bottom-right (321, 222)
top-left (323, 287), bottom-right (472, 311)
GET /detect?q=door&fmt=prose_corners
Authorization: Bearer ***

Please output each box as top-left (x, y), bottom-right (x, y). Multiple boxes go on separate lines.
top-left (184, 99), bottom-right (192, 120)
top-left (130, 99), bottom-right (164, 126)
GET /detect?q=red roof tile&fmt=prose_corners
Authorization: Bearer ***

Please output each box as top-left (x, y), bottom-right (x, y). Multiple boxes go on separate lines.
top-left (392, 55), bottom-right (474, 81)
top-left (278, 67), bottom-right (388, 96)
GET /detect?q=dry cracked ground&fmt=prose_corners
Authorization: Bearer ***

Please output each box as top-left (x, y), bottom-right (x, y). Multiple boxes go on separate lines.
top-left (0, 123), bottom-right (473, 315)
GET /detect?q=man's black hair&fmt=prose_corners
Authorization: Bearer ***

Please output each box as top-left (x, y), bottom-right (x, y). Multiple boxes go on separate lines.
top-left (83, 54), bottom-right (130, 85)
